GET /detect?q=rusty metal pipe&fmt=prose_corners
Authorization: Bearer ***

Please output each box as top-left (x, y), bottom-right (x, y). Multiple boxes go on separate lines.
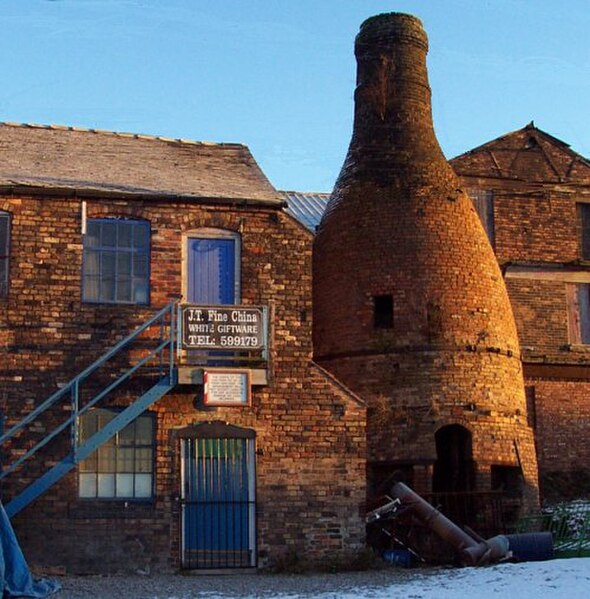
top-left (390, 482), bottom-right (512, 565)
top-left (391, 482), bottom-right (480, 560)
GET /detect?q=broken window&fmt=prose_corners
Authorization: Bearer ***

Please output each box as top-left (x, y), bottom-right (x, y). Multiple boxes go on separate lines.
top-left (468, 189), bottom-right (495, 248)
top-left (373, 294), bottom-right (393, 329)
top-left (566, 283), bottom-right (590, 344)
top-left (0, 211), bottom-right (9, 298)
top-left (78, 409), bottom-right (155, 499)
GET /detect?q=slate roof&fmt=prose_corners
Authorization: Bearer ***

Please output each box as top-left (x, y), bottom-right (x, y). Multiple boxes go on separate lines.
top-left (450, 122), bottom-right (590, 184)
top-left (0, 122), bottom-right (282, 205)
top-left (283, 191), bottom-right (330, 232)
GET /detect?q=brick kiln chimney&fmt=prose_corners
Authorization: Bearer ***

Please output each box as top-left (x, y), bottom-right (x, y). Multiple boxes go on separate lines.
top-left (313, 13), bottom-right (539, 512)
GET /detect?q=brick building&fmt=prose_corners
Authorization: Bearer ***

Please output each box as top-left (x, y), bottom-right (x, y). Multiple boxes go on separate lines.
top-left (0, 122), bottom-right (366, 574)
top-left (451, 123), bottom-right (590, 502)
top-left (1, 10), bottom-right (586, 576)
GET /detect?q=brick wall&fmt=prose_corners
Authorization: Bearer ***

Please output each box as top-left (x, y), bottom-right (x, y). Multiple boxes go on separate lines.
top-left (452, 124), bottom-right (590, 502)
top-left (0, 194), bottom-right (366, 574)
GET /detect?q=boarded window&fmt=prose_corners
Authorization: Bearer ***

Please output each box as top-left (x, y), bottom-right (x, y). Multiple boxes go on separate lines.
top-left (468, 189), bottom-right (495, 248)
top-left (579, 204), bottom-right (590, 260)
top-left (83, 219), bottom-right (150, 304)
top-left (78, 409), bottom-right (154, 499)
top-left (566, 283), bottom-right (590, 344)
top-left (0, 212), bottom-right (9, 298)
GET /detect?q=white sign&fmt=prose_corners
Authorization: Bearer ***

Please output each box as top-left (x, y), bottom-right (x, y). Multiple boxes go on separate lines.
top-left (203, 369), bottom-right (251, 406)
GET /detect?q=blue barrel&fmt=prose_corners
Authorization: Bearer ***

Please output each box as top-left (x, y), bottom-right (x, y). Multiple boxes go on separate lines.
top-left (382, 549), bottom-right (412, 567)
top-left (505, 532), bottom-right (554, 561)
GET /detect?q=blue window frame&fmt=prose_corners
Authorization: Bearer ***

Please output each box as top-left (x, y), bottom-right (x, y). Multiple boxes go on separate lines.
top-left (78, 409), bottom-right (155, 500)
top-left (0, 212), bottom-right (9, 299)
top-left (83, 218), bottom-right (150, 304)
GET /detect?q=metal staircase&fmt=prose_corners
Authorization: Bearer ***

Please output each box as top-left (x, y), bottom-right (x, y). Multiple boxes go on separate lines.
top-left (0, 301), bottom-right (179, 518)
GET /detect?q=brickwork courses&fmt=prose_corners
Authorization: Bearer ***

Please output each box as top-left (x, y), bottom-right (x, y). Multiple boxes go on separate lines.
top-left (451, 123), bottom-right (590, 502)
top-left (313, 13), bottom-right (539, 514)
top-left (0, 194), bottom-right (366, 573)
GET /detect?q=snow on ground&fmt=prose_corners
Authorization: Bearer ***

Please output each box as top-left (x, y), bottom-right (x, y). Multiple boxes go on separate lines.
top-left (56, 558), bottom-right (590, 599)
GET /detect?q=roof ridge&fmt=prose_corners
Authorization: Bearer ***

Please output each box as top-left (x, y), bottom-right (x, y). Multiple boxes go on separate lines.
top-left (0, 121), bottom-right (246, 149)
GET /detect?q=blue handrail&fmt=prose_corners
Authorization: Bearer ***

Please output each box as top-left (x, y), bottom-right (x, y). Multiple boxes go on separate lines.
top-left (0, 300), bottom-right (178, 480)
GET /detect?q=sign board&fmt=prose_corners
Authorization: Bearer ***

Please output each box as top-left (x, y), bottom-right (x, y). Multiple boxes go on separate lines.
top-left (181, 305), bottom-right (265, 350)
top-left (203, 369), bottom-right (251, 406)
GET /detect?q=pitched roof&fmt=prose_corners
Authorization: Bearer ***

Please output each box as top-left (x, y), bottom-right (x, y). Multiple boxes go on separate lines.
top-left (283, 191), bottom-right (330, 231)
top-left (0, 122), bottom-right (282, 205)
top-left (450, 122), bottom-right (590, 184)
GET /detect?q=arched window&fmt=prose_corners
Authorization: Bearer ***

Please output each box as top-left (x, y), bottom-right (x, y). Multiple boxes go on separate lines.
top-left (82, 218), bottom-right (150, 304)
top-left (0, 211), bottom-right (10, 298)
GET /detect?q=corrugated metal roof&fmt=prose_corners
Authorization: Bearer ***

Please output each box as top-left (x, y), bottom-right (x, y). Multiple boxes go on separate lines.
top-left (282, 191), bottom-right (330, 232)
top-left (0, 122), bottom-right (282, 204)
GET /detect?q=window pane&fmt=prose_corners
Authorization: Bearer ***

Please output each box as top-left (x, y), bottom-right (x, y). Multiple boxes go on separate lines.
top-left (134, 474), bottom-right (152, 498)
top-left (84, 250), bottom-right (100, 276)
top-left (0, 260), bottom-right (7, 298)
top-left (100, 278), bottom-right (116, 302)
top-left (135, 417), bottom-right (152, 444)
top-left (116, 278), bottom-right (132, 302)
top-left (79, 455), bottom-right (97, 472)
top-left (133, 223), bottom-right (149, 249)
top-left (133, 279), bottom-right (148, 304)
top-left (118, 421), bottom-right (136, 446)
top-left (135, 448), bottom-right (153, 473)
top-left (118, 224), bottom-right (132, 248)
top-left (97, 446), bottom-right (116, 472)
top-left (0, 215), bottom-right (8, 254)
top-left (101, 222), bottom-right (117, 247)
top-left (97, 473), bottom-right (115, 497)
top-left (85, 221), bottom-right (100, 247)
top-left (133, 253), bottom-right (148, 277)
top-left (117, 252), bottom-right (132, 275)
top-left (79, 473), bottom-right (97, 498)
top-left (101, 251), bottom-right (116, 276)
top-left (117, 447), bottom-right (135, 472)
top-left (116, 473), bottom-right (134, 497)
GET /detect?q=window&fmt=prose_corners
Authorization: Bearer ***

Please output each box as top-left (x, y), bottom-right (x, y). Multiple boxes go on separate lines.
top-left (0, 211), bottom-right (9, 298)
top-left (373, 294), bottom-right (393, 329)
top-left (83, 219), bottom-right (150, 304)
top-left (78, 409), bottom-right (154, 499)
top-left (566, 283), bottom-right (590, 344)
top-left (468, 189), bottom-right (495, 248)
top-left (579, 204), bottom-right (590, 260)
top-left (186, 230), bottom-right (240, 304)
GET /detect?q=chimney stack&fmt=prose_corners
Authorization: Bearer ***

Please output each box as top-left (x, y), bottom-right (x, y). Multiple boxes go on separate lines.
top-left (313, 13), bottom-right (539, 513)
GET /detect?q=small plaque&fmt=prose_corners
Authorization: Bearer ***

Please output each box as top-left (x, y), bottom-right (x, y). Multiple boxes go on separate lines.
top-left (203, 369), bottom-right (251, 406)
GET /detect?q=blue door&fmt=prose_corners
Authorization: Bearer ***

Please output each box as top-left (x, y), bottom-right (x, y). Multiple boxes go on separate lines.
top-left (181, 437), bottom-right (256, 569)
top-left (187, 238), bottom-right (236, 304)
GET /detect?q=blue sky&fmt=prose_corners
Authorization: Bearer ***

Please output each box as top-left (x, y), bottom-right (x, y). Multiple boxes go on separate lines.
top-left (1, 0), bottom-right (589, 192)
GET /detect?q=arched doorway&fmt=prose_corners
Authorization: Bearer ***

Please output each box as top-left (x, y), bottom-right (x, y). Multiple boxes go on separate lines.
top-left (178, 421), bottom-right (256, 570)
top-left (432, 424), bottom-right (474, 493)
